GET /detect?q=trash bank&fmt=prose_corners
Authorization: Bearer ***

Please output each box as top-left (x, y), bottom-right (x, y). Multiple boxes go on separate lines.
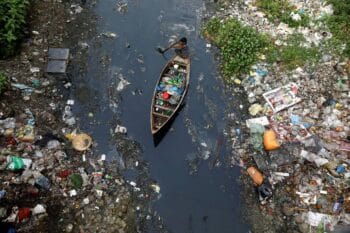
top-left (0, 1), bottom-right (153, 232)
top-left (207, 0), bottom-right (350, 232)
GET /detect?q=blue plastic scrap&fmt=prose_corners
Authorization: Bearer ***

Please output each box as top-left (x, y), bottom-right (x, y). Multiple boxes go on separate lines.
top-left (290, 114), bottom-right (301, 125)
top-left (336, 165), bottom-right (345, 174)
top-left (0, 190), bottom-right (5, 199)
top-left (11, 83), bottom-right (33, 91)
top-left (255, 69), bottom-right (268, 77)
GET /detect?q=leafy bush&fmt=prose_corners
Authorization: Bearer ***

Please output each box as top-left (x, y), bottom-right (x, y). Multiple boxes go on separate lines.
top-left (0, 72), bottom-right (7, 94)
top-left (0, 0), bottom-right (30, 58)
top-left (256, 0), bottom-right (310, 28)
top-left (326, 0), bottom-right (350, 57)
top-left (202, 18), bottom-right (269, 78)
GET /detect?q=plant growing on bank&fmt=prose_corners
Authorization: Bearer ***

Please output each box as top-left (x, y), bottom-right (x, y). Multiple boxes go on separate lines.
top-left (325, 0), bottom-right (350, 57)
top-left (277, 43), bottom-right (320, 70)
top-left (202, 18), bottom-right (269, 79)
top-left (202, 17), bottom-right (320, 75)
top-left (267, 34), bottom-right (320, 70)
top-left (0, 0), bottom-right (30, 58)
top-left (256, 0), bottom-right (310, 28)
top-left (0, 72), bottom-right (8, 94)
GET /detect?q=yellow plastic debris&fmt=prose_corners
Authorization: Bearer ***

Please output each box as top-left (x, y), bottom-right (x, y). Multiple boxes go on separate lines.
top-left (248, 104), bottom-right (263, 116)
top-left (335, 103), bottom-right (343, 109)
top-left (234, 79), bottom-right (241, 85)
top-left (65, 133), bottom-right (92, 151)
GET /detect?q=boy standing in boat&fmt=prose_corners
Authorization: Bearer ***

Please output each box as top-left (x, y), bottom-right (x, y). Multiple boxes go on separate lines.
top-left (158, 37), bottom-right (189, 59)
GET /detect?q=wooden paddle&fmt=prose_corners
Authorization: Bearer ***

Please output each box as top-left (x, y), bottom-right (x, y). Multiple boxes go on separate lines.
top-left (155, 40), bottom-right (179, 54)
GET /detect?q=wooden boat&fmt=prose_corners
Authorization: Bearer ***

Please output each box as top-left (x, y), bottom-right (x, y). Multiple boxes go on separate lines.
top-left (150, 55), bottom-right (190, 134)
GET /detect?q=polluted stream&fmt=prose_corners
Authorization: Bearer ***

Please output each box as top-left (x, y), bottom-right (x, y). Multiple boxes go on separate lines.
top-left (71, 0), bottom-right (250, 232)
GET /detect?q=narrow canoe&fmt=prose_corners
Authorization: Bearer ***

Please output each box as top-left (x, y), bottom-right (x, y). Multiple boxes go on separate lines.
top-left (150, 55), bottom-right (190, 135)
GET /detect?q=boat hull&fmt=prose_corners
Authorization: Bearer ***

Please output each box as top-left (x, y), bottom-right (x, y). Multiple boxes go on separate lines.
top-left (150, 56), bottom-right (190, 135)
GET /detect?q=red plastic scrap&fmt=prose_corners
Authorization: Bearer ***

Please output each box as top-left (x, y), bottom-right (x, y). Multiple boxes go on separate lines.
top-left (18, 208), bottom-right (31, 222)
top-left (26, 186), bottom-right (39, 196)
top-left (5, 137), bottom-right (17, 146)
top-left (57, 169), bottom-right (71, 178)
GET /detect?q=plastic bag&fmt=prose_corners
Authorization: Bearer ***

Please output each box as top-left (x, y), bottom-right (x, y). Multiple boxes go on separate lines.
top-left (263, 129), bottom-right (280, 150)
top-left (249, 123), bottom-right (265, 150)
top-left (7, 156), bottom-right (32, 170)
top-left (247, 167), bottom-right (264, 186)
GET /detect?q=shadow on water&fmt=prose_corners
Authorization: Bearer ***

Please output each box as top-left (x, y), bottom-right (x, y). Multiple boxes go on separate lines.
top-left (152, 103), bottom-right (186, 147)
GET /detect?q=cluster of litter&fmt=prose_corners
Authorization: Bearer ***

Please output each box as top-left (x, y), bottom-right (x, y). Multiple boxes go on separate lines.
top-left (236, 72), bottom-right (349, 232)
top-left (228, 64), bottom-right (349, 232)
top-left (210, 0), bottom-right (350, 232)
top-left (153, 61), bottom-right (187, 118)
top-left (223, 0), bottom-right (335, 48)
top-left (0, 104), bottom-right (142, 232)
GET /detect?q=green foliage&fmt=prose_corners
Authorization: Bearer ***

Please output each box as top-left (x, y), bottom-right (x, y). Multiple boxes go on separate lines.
top-left (202, 18), bottom-right (269, 78)
top-left (278, 45), bottom-right (319, 70)
top-left (326, 0), bottom-right (350, 57)
top-left (268, 34), bottom-right (320, 70)
top-left (256, 0), bottom-right (310, 28)
top-left (202, 18), bottom-right (320, 74)
top-left (202, 17), bottom-right (221, 38)
top-left (0, 72), bottom-right (7, 94)
top-left (0, 0), bottom-right (30, 58)
top-left (321, 37), bottom-right (344, 56)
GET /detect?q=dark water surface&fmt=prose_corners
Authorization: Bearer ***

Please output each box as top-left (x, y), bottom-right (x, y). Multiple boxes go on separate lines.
top-left (72, 0), bottom-right (250, 232)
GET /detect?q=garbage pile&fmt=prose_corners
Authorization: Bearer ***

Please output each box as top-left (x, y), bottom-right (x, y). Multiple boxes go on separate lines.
top-left (0, 0), bottom-right (156, 232)
top-left (156, 62), bottom-right (186, 107)
top-left (236, 60), bottom-right (350, 231)
top-left (221, 0), bottom-right (335, 47)
top-left (233, 63), bottom-right (350, 232)
top-left (210, 0), bottom-right (350, 232)
top-left (0, 111), bottom-right (140, 232)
